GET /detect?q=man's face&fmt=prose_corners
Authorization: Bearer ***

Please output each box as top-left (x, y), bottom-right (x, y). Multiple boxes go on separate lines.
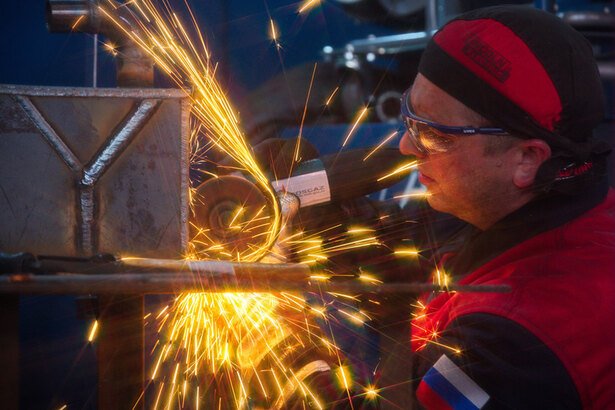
top-left (399, 74), bottom-right (520, 229)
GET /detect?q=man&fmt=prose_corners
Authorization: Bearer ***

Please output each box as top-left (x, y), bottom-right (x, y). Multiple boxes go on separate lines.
top-left (399, 5), bottom-right (614, 409)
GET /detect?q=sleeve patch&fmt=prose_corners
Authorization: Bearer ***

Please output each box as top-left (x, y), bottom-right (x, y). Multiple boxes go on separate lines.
top-left (416, 354), bottom-right (489, 410)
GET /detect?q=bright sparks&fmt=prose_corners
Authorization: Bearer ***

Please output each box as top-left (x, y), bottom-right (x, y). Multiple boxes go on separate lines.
top-left (269, 18), bottom-right (281, 50)
top-left (87, 319), bottom-right (98, 342)
top-left (324, 86), bottom-right (339, 106)
top-left (94, 1), bottom-right (424, 408)
top-left (298, 0), bottom-right (321, 14)
top-left (342, 106), bottom-right (369, 147)
top-left (99, 0), bottom-right (281, 262)
top-left (269, 18), bottom-right (279, 42)
top-left (295, 63), bottom-right (318, 162)
top-left (394, 248), bottom-right (420, 257)
top-left (363, 129), bottom-right (399, 161)
top-left (377, 160), bottom-right (417, 182)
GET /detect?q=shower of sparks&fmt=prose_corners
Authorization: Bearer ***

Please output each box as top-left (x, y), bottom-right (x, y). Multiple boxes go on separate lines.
top-left (342, 106), bottom-right (369, 147)
top-left (94, 1), bottom-right (331, 407)
top-left (87, 319), bottom-right (98, 342)
top-left (94, 1), bottom-right (434, 407)
top-left (363, 130), bottom-right (400, 161)
top-left (146, 292), bottom-right (336, 407)
top-left (99, 0), bottom-right (280, 262)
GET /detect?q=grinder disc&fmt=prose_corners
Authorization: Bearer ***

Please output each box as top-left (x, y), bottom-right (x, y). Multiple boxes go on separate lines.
top-left (190, 175), bottom-right (271, 258)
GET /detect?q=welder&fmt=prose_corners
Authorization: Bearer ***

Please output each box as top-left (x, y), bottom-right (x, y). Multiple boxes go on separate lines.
top-left (244, 5), bottom-right (613, 408)
top-left (399, 5), bottom-right (614, 408)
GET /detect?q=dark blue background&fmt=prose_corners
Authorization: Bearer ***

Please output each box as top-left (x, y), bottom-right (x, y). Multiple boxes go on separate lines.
top-left (0, 1), bottom-right (394, 94)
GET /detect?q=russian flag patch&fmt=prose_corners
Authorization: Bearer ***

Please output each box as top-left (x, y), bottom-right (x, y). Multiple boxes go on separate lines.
top-left (416, 354), bottom-right (489, 410)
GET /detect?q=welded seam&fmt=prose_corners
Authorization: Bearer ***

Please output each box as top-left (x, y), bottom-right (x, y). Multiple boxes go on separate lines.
top-left (82, 98), bottom-right (161, 186)
top-left (78, 98), bottom-right (161, 254)
top-left (179, 98), bottom-right (191, 253)
top-left (13, 95), bottom-right (81, 173)
top-left (14, 94), bottom-right (162, 255)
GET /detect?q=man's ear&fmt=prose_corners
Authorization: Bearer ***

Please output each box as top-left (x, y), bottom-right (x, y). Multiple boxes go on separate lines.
top-left (512, 139), bottom-right (552, 188)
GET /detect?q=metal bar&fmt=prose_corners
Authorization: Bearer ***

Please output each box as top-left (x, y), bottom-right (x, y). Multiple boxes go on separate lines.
top-left (1, 84), bottom-right (186, 98)
top-left (98, 294), bottom-right (143, 410)
top-left (345, 31), bottom-right (432, 55)
top-left (425, 0), bottom-right (439, 33)
top-left (0, 273), bottom-right (510, 295)
top-left (0, 295), bottom-right (19, 409)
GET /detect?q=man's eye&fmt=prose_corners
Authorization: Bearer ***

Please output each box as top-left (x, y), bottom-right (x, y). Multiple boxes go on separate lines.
top-left (421, 128), bottom-right (455, 151)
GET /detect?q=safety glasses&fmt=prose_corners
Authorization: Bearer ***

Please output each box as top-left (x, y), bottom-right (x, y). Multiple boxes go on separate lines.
top-left (400, 88), bottom-right (509, 155)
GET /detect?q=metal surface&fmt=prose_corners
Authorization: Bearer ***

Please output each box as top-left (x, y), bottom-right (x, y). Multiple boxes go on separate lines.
top-left (98, 294), bottom-right (144, 410)
top-left (0, 84), bottom-right (190, 410)
top-left (0, 272), bottom-right (510, 296)
top-left (0, 85), bottom-right (190, 258)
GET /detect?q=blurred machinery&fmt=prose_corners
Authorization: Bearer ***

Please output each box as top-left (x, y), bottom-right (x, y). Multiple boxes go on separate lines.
top-left (240, 0), bottom-right (612, 159)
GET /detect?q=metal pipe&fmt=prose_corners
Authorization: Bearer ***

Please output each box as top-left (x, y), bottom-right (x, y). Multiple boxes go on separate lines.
top-left (597, 61), bottom-right (615, 81)
top-left (560, 11), bottom-right (615, 30)
top-left (46, 0), bottom-right (154, 87)
top-left (0, 271), bottom-right (510, 295)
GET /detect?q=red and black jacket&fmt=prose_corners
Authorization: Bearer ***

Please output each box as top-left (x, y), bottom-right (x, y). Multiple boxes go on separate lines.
top-left (411, 182), bottom-right (615, 409)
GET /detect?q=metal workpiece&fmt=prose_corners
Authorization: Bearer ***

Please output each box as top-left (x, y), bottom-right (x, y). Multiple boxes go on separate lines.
top-left (0, 255), bottom-right (510, 294)
top-left (0, 85), bottom-right (190, 258)
top-left (0, 84), bottom-right (186, 99)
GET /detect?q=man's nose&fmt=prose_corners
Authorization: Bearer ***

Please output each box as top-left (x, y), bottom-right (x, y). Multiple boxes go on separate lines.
top-left (399, 130), bottom-right (424, 158)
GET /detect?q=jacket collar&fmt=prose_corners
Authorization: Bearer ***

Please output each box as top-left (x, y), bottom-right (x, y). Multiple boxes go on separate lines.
top-left (446, 180), bottom-right (610, 277)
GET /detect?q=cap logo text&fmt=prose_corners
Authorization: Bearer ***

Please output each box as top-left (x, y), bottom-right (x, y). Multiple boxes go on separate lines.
top-left (462, 34), bottom-right (511, 83)
top-left (556, 161), bottom-right (594, 180)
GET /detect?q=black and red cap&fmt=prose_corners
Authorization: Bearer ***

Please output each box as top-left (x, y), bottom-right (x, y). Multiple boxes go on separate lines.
top-left (418, 5), bottom-right (608, 166)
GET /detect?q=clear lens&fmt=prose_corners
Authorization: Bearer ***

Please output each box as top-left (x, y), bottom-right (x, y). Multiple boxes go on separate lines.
top-left (417, 124), bottom-right (456, 153)
top-left (404, 117), bottom-right (456, 154)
